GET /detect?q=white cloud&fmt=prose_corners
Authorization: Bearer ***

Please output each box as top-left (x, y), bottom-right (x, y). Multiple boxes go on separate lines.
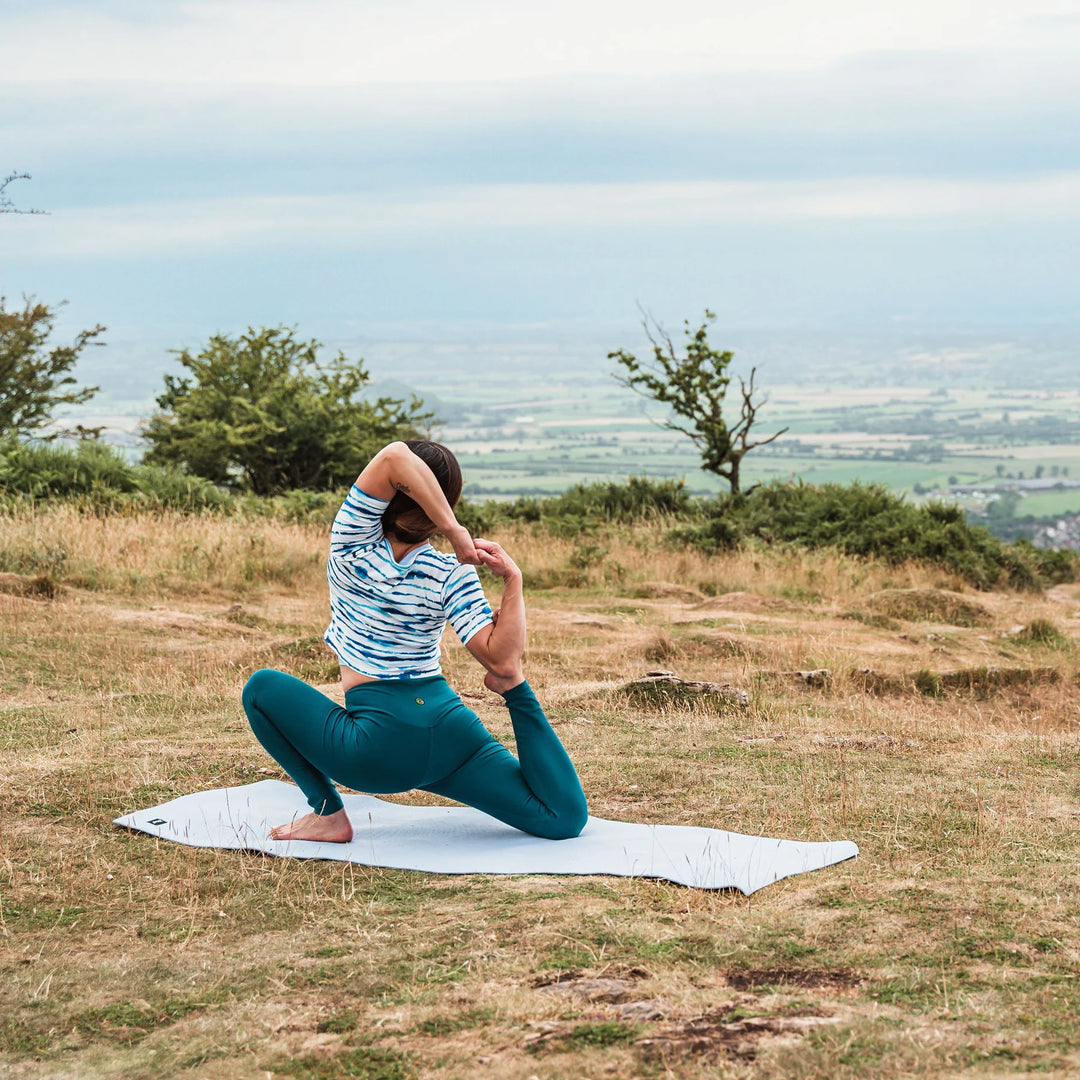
top-left (11, 172), bottom-right (1080, 259)
top-left (3, 0), bottom-right (1078, 87)
top-left (4, 1), bottom-right (1078, 333)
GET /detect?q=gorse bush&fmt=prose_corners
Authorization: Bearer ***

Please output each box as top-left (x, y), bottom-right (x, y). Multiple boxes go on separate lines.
top-left (2, 448), bottom-right (1075, 591)
top-left (0, 438), bottom-right (131, 496)
top-left (0, 439), bottom-right (231, 511)
top-left (669, 481), bottom-right (1078, 591)
top-left (496, 477), bottom-right (693, 526)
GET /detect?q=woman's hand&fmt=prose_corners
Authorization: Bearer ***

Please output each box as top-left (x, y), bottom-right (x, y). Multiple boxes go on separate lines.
top-left (445, 523), bottom-right (481, 565)
top-left (475, 538), bottom-right (521, 581)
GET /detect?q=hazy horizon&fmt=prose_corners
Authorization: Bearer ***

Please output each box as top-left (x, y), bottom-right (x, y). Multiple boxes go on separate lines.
top-left (4, 0), bottom-right (1079, 366)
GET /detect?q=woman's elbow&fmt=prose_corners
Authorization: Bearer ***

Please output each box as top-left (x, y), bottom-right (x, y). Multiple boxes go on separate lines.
top-left (485, 657), bottom-right (520, 680)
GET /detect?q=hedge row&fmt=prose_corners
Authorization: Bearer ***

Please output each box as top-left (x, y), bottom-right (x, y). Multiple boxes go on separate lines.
top-left (2, 441), bottom-right (1075, 590)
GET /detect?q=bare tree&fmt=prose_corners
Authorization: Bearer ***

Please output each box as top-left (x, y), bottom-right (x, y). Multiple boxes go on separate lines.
top-left (611, 308), bottom-right (787, 496)
top-left (1, 173), bottom-right (46, 215)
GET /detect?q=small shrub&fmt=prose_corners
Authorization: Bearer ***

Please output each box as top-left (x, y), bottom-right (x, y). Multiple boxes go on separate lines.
top-left (913, 670), bottom-right (942, 698)
top-left (1012, 619), bottom-right (1071, 649)
top-left (937, 666), bottom-right (1059, 695)
top-left (644, 632), bottom-right (681, 663)
top-left (498, 476), bottom-right (693, 528)
top-left (0, 572), bottom-right (61, 599)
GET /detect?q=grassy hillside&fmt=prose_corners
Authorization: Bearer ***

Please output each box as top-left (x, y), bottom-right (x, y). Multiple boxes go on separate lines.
top-left (2, 507), bottom-right (1079, 1078)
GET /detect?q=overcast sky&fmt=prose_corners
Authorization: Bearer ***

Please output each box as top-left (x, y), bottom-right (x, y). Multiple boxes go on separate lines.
top-left (3, 0), bottom-right (1079, 355)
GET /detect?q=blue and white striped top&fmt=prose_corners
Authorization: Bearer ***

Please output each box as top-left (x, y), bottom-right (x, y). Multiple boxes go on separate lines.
top-left (323, 485), bottom-right (494, 679)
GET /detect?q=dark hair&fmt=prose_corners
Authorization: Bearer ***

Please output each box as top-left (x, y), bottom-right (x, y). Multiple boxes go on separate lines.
top-left (381, 440), bottom-right (463, 544)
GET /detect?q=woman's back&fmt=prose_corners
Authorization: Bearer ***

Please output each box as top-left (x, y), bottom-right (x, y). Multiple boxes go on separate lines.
top-left (323, 485), bottom-right (492, 679)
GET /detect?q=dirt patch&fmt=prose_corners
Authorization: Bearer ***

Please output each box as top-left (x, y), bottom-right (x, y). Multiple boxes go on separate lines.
top-left (535, 977), bottom-right (641, 1003)
top-left (697, 591), bottom-right (799, 613)
top-left (722, 968), bottom-right (863, 992)
top-left (107, 605), bottom-right (275, 637)
top-left (635, 581), bottom-right (706, 603)
top-left (853, 588), bottom-right (992, 628)
top-left (531, 966), bottom-right (649, 989)
top-left (635, 1004), bottom-right (841, 1063)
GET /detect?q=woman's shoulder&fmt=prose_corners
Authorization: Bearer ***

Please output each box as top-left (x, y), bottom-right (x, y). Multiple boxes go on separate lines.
top-left (413, 547), bottom-right (481, 586)
top-left (415, 545), bottom-right (468, 571)
top-left (345, 484), bottom-right (391, 513)
top-left (330, 484), bottom-right (391, 549)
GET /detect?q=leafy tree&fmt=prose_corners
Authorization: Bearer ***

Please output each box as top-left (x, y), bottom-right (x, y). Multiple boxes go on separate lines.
top-left (0, 297), bottom-right (105, 440)
top-left (610, 309), bottom-right (786, 495)
top-left (142, 326), bottom-right (435, 495)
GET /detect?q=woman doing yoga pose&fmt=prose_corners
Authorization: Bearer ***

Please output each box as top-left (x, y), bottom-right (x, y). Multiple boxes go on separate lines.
top-left (241, 440), bottom-right (588, 843)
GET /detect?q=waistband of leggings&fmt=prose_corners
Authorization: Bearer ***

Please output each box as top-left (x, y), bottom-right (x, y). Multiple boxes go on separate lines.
top-left (344, 674), bottom-right (450, 698)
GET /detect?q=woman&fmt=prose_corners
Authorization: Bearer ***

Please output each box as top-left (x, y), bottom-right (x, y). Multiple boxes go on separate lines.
top-left (241, 440), bottom-right (588, 843)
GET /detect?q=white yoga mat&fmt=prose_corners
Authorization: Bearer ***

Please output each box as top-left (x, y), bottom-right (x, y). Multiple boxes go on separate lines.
top-left (115, 779), bottom-right (858, 895)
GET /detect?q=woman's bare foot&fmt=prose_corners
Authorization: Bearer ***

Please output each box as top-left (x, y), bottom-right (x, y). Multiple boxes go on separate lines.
top-left (269, 808), bottom-right (353, 843)
top-left (485, 668), bottom-right (525, 696)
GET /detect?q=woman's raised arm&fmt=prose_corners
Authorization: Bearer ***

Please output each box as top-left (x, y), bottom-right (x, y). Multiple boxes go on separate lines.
top-left (466, 539), bottom-right (526, 686)
top-left (356, 442), bottom-right (479, 564)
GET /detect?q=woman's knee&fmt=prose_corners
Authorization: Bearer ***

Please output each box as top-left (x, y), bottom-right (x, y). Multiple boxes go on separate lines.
top-left (537, 798), bottom-right (589, 841)
top-left (242, 668), bottom-right (283, 713)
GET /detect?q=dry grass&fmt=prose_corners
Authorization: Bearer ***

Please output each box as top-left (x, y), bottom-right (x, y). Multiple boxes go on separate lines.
top-left (2, 506), bottom-right (1080, 1079)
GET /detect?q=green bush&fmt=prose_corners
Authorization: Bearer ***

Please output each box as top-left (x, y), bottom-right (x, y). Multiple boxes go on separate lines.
top-left (2, 448), bottom-right (1076, 594)
top-left (0, 438), bottom-right (132, 498)
top-left (0, 439), bottom-right (231, 511)
top-left (670, 481), bottom-right (1078, 591)
top-left (452, 496), bottom-right (498, 537)
top-left (1012, 619), bottom-right (1072, 649)
top-left (497, 476), bottom-right (693, 526)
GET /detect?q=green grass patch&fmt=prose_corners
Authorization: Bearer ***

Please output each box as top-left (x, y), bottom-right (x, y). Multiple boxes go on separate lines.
top-left (73, 991), bottom-right (227, 1045)
top-left (530, 1021), bottom-right (640, 1054)
top-left (414, 1007), bottom-right (497, 1036)
top-left (272, 1045), bottom-right (416, 1080)
top-left (1012, 618), bottom-right (1073, 649)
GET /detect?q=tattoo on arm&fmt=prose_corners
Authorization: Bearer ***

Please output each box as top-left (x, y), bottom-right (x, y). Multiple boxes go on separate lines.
top-left (394, 481), bottom-right (411, 495)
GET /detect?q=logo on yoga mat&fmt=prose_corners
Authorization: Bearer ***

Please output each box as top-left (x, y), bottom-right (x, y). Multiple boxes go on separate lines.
top-left (147, 818), bottom-right (167, 826)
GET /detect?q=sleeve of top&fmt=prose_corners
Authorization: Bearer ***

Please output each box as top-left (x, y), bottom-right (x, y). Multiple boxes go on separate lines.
top-left (443, 562), bottom-right (494, 645)
top-left (330, 485), bottom-right (390, 550)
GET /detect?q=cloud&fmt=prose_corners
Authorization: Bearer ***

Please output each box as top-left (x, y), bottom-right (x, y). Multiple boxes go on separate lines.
top-left (2, 0), bottom-right (1077, 87)
top-left (5, 46), bottom-right (1078, 214)
top-left (10, 172), bottom-right (1080, 259)
top-left (4, 1), bottom-right (1078, 333)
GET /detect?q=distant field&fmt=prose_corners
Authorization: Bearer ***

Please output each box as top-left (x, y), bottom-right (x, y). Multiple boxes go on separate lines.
top-left (1012, 490), bottom-right (1080, 518)
top-left (437, 379), bottom-right (1080, 501)
top-left (73, 333), bottom-right (1080, 504)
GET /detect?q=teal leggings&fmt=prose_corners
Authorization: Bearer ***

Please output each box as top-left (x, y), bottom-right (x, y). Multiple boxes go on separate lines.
top-left (241, 669), bottom-right (588, 840)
